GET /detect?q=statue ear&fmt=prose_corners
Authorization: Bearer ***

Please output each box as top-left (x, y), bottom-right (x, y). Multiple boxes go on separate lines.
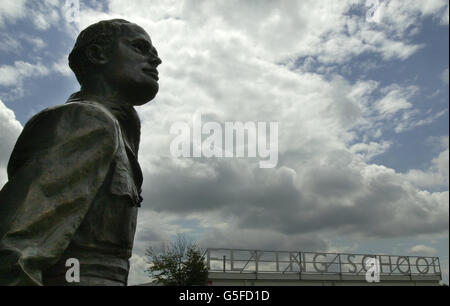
top-left (85, 44), bottom-right (109, 65)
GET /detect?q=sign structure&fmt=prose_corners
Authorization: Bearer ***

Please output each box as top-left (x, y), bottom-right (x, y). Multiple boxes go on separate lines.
top-left (205, 248), bottom-right (442, 280)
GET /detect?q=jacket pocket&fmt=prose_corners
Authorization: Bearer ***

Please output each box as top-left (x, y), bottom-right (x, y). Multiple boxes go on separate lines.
top-left (109, 149), bottom-right (142, 207)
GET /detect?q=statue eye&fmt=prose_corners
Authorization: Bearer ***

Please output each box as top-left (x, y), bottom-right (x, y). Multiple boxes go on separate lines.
top-left (132, 41), bottom-right (148, 53)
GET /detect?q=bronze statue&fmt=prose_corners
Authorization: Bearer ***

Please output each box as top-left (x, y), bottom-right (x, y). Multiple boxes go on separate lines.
top-left (0, 19), bottom-right (161, 286)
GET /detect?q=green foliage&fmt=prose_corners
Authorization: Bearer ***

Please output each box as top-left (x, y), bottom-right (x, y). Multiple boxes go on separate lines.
top-left (145, 234), bottom-right (208, 286)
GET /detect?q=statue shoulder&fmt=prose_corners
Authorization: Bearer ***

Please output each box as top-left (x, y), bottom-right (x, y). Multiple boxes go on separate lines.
top-left (7, 101), bottom-right (120, 178)
top-left (29, 101), bottom-right (119, 130)
top-left (18, 101), bottom-right (121, 146)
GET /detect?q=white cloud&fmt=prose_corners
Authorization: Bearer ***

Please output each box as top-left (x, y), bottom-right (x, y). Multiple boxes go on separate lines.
top-left (408, 245), bottom-right (438, 256)
top-left (128, 254), bottom-right (151, 286)
top-left (0, 61), bottom-right (50, 87)
top-left (0, 33), bottom-right (47, 54)
top-left (372, 0), bottom-right (449, 36)
top-left (0, 99), bottom-right (22, 186)
top-left (0, 61), bottom-right (51, 101)
top-left (105, 0), bottom-right (432, 65)
top-left (441, 68), bottom-right (449, 86)
top-left (353, 83), bottom-right (446, 135)
top-left (0, 0), bottom-right (63, 30)
top-left (0, 33), bottom-right (21, 53)
top-left (441, 6), bottom-right (449, 25)
top-left (21, 35), bottom-right (46, 50)
top-left (28, 0), bottom-right (61, 30)
top-left (52, 56), bottom-right (72, 77)
top-left (350, 141), bottom-right (392, 161)
top-left (404, 143), bottom-right (449, 189)
top-left (375, 84), bottom-right (416, 116)
top-left (437, 135), bottom-right (449, 150)
top-left (394, 109), bottom-right (447, 133)
top-left (0, 0), bottom-right (27, 27)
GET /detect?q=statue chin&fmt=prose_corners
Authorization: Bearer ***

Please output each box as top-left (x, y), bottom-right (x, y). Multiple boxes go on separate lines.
top-left (133, 93), bottom-right (158, 105)
top-left (126, 81), bottom-right (159, 106)
top-left (138, 88), bottom-right (159, 105)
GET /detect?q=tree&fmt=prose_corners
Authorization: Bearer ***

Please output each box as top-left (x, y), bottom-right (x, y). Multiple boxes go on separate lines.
top-left (145, 234), bottom-right (208, 286)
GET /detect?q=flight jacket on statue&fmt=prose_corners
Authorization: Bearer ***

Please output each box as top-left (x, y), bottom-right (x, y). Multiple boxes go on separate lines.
top-left (0, 92), bottom-right (143, 286)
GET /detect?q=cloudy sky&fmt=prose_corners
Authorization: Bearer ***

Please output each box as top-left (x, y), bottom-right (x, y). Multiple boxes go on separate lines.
top-left (0, 0), bottom-right (448, 285)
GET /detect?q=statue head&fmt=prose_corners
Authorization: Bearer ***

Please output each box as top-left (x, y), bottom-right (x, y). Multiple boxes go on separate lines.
top-left (69, 19), bottom-right (162, 105)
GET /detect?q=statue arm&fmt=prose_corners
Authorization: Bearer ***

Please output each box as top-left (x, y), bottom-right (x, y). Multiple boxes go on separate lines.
top-left (0, 102), bottom-right (119, 285)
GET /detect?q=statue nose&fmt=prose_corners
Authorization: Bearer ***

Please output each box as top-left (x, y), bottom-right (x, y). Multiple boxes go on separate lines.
top-left (148, 54), bottom-right (162, 67)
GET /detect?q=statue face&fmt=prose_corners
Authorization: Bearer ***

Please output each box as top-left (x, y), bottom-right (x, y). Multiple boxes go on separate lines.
top-left (103, 23), bottom-right (162, 105)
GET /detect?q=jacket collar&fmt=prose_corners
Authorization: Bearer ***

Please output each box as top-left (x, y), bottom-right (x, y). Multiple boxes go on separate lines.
top-left (66, 91), bottom-right (141, 155)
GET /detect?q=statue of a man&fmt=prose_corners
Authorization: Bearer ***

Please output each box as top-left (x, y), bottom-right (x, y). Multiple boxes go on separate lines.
top-left (0, 19), bottom-right (162, 286)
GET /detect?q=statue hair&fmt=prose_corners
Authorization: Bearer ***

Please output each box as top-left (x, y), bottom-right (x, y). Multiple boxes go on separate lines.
top-left (68, 19), bottom-right (132, 86)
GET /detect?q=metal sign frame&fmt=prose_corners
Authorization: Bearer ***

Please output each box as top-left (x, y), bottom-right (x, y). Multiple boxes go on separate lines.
top-left (204, 248), bottom-right (442, 279)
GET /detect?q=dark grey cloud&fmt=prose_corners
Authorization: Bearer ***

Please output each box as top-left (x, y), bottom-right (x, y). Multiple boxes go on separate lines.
top-left (139, 151), bottom-right (448, 242)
